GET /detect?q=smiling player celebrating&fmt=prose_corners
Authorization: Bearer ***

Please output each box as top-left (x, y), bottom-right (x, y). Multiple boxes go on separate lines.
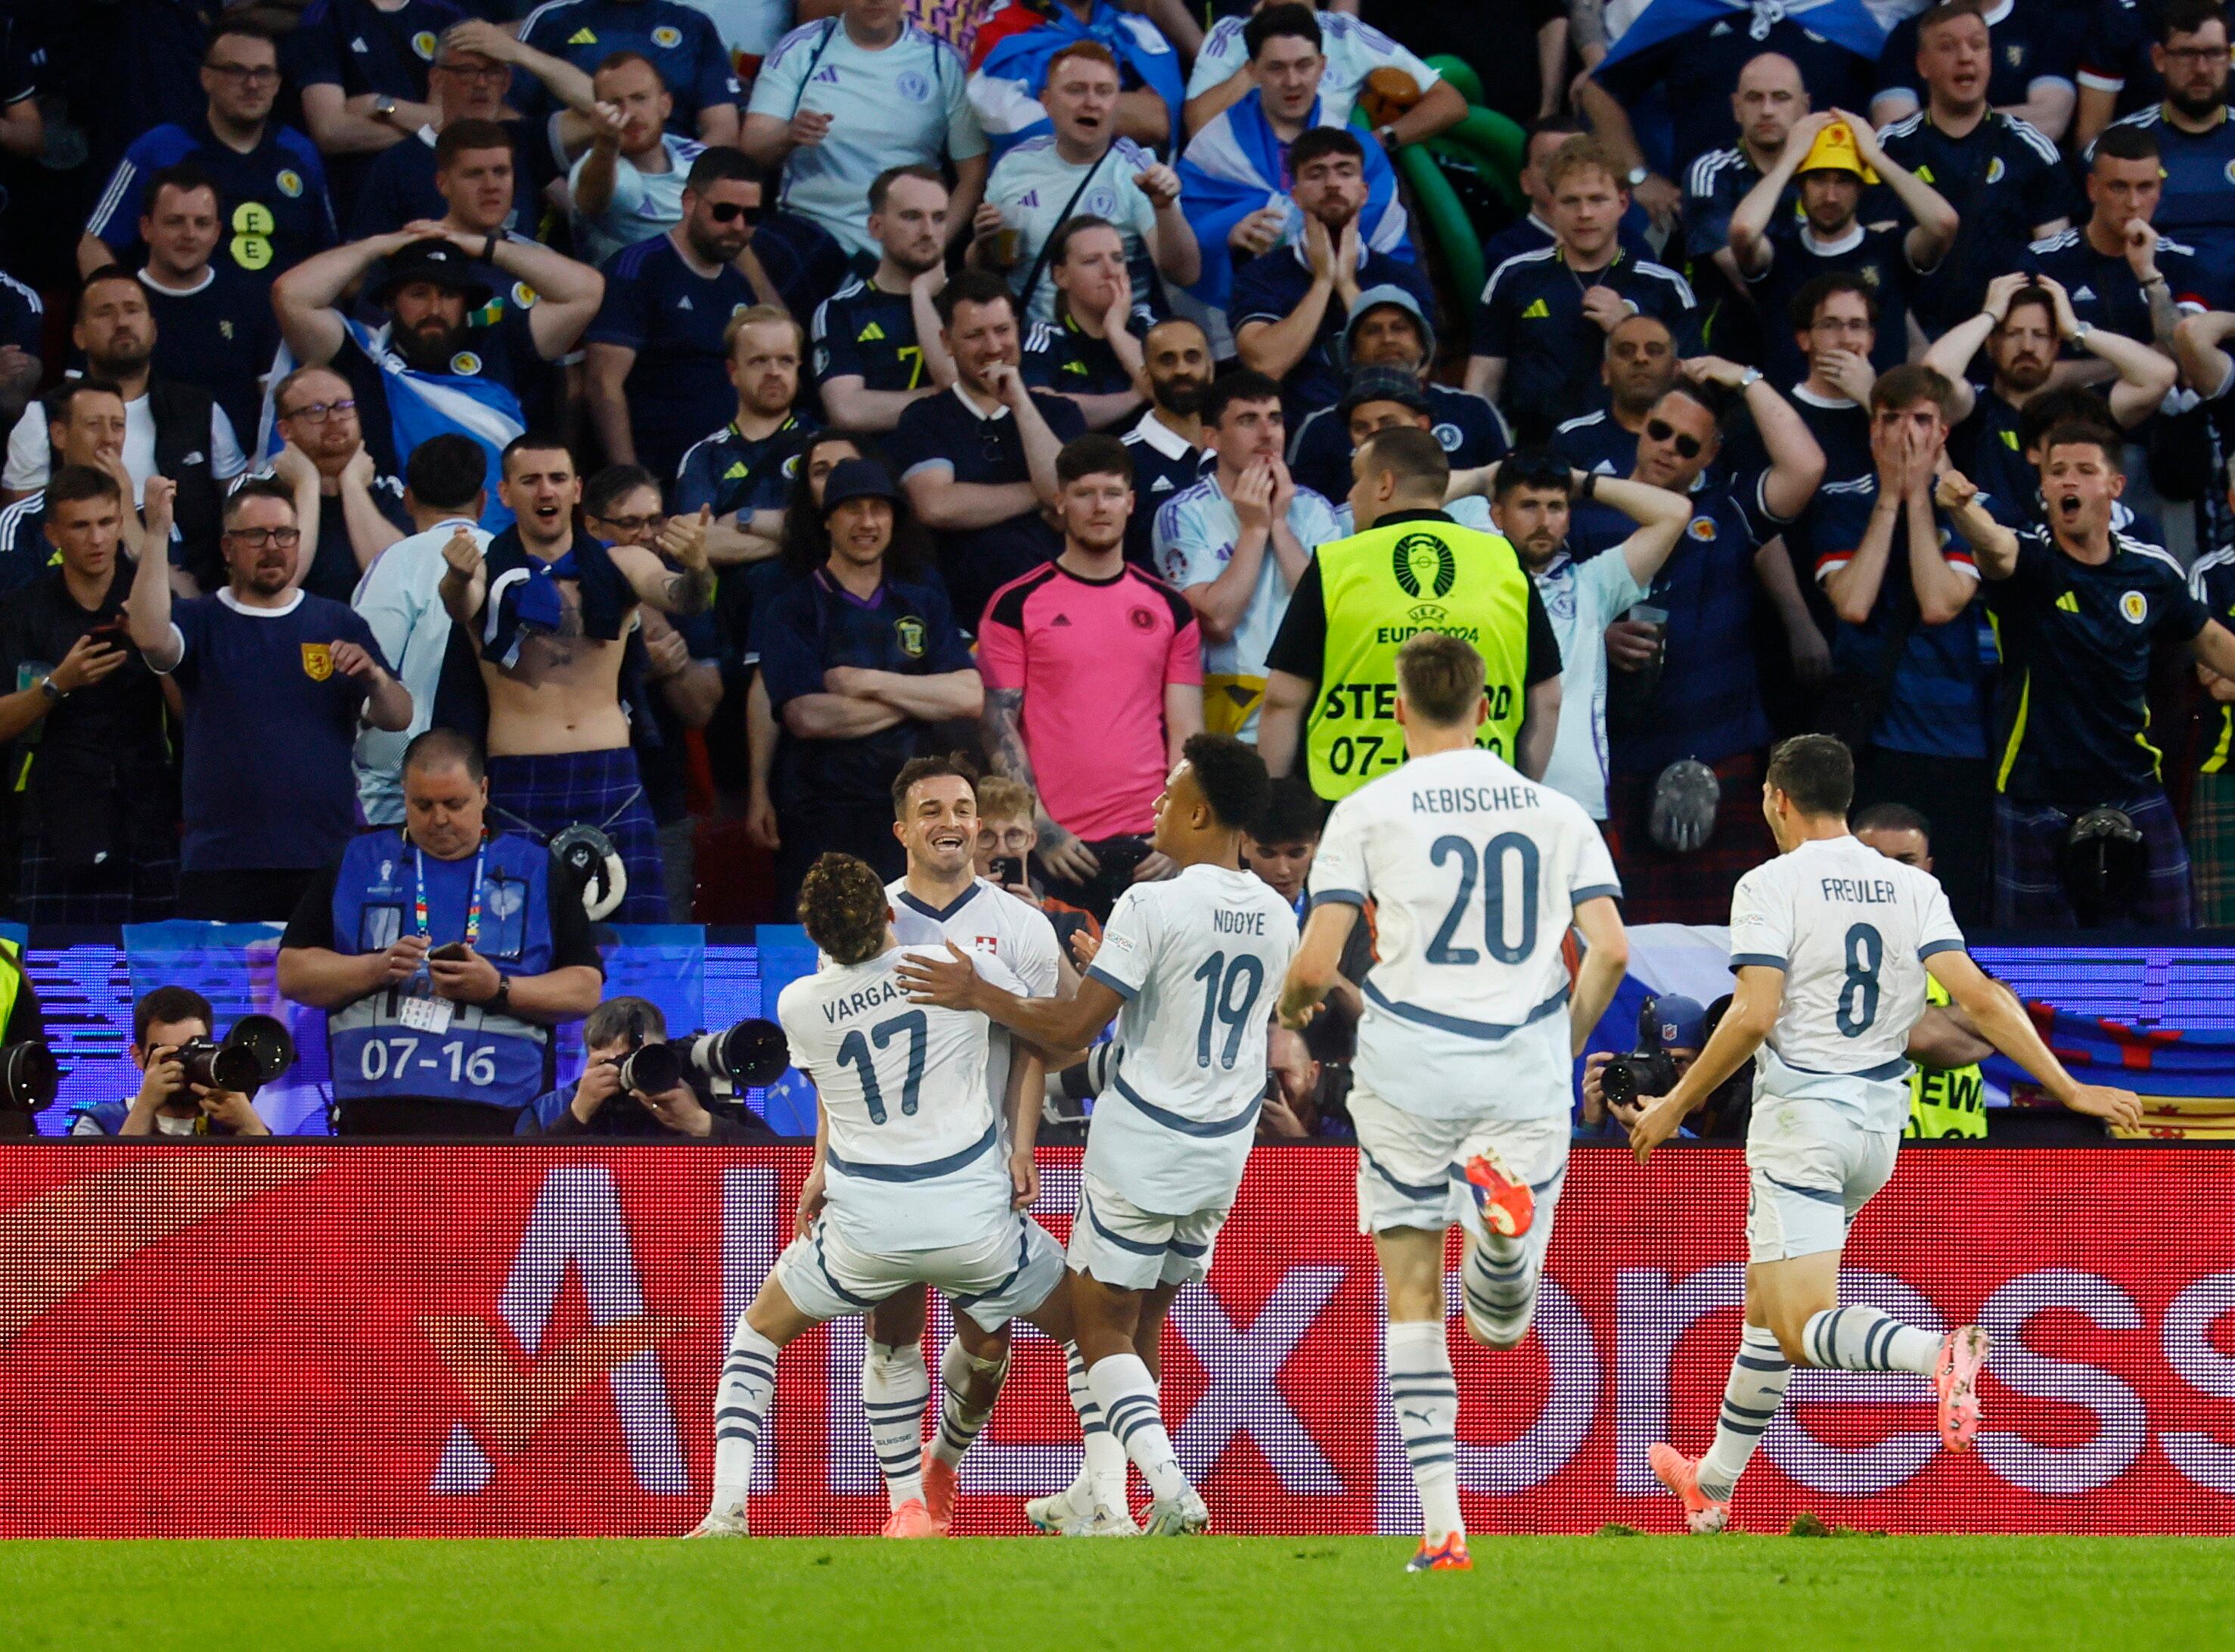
top-left (1630, 734), bottom-right (2143, 1534)
top-left (901, 732), bottom-right (1295, 1536)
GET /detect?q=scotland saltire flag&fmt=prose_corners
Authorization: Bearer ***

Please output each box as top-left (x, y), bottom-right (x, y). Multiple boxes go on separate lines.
top-left (1597, 0), bottom-right (1889, 75)
top-left (1177, 94), bottom-right (1412, 310)
top-left (968, 0), bottom-right (1183, 162)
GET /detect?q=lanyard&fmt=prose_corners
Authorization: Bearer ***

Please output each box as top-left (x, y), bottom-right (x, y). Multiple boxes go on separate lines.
top-left (414, 835), bottom-right (486, 948)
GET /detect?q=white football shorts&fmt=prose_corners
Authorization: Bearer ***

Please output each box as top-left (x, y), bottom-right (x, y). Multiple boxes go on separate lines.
top-left (774, 1212), bottom-right (1066, 1331)
top-left (1066, 1172), bottom-right (1228, 1291)
top-left (1744, 1095), bottom-right (1901, 1263)
top-left (1350, 1085), bottom-right (1571, 1254)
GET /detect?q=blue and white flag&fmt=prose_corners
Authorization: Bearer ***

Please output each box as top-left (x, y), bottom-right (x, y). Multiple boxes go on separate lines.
top-left (968, 0), bottom-right (1183, 163)
top-left (1597, 0), bottom-right (1888, 76)
top-left (1176, 93), bottom-right (1411, 311)
top-left (343, 319), bottom-right (525, 533)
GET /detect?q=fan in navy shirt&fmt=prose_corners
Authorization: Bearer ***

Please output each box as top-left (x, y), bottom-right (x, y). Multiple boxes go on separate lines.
top-left (1682, 55), bottom-right (1811, 276)
top-left (126, 477), bottom-right (414, 924)
top-left (2025, 126), bottom-right (2209, 349)
top-left (81, 25), bottom-right (339, 293)
top-left (809, 165), bottom-right (954, 433)
top-left (889, 272), bottom-right (1086, 630)
top-left (2078, 0), bottom-right (2168, 132)
top-left (1118, 317), bottom-right (1213, 572)
top-left (672, 307), bottom-right (820, 562)
top-left (2087, 5), bottom-right (2235, 275)
top-left (1926, 272), bottom-right (2178, 526)
top-left (1729, 111), bottom-right (1958, 389)
top-left (1489, 120), bottom-right (1657, 277)
top-left (133, 166), bottom-right (281, 452)
top-left (584, 151), bottom-right (833, 486)
top-left (0, 267), bottom-right (37, 432)
top-left (1877, 9), bottom-right (2074, 336)
top-left (516, 0), bottom-right (741, 144)
top-left (1230, 240), bottom-right (1435, 424)
top-left (1872, 0), bottom-right (2081, 138)
top-left (1584, 6), bottom-right (1876, 183)
top-left (750, 458), bottom-right (980, 902)
top-left (1547, 310), bottom-right (1684, 544)
top-left (288, 0), bottom-right (466, 163)
top-left (1285, 284), bottom-right (1507, 502)
top-left (1943, 427), bottom-right (2235, 926)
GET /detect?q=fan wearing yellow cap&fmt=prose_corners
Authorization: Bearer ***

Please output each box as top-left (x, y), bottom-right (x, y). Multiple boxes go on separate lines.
top-left (1728, 108), bottom-right (1960, 390)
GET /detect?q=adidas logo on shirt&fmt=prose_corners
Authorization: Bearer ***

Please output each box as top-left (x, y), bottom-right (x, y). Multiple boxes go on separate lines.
top-left (724, 461), bottom-right (750, 480)
top-left (2057, 590), bottom-right (2081, 612)
top-left (1522, 298), bottom-right (1551, 318)
top-left (1051, 613), bottom-right (1072, 626)
top-left (678, 296), bottom-right (694, 309)
top-left (1151, 476), bottom-right (1175, 492)
top-left (349, 35), bottom-right (368, 52)
top-left (814, 65), bottom-right (840, 82)
top-left (569, 27), bottom-right (598, 45)
top-left (2075, 284), bottom-right (2097, 302)
top-left (1019, 190), bottom-right (1040, 208)
top-left (858, 321), bottom-right (886, 341)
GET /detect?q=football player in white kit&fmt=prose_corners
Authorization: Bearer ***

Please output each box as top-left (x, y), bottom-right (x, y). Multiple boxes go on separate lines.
top-left (900, 733), bottom-right (1297, 1536)
top-left (802, 755), bottom-right (1080, 1536)
top-left (1629, 735), bottom-right (2143, 1533)
top-left (1277, 633), bottom-right (1632, 1574)
top-left (691, 852), bottom-right (1080, 1538)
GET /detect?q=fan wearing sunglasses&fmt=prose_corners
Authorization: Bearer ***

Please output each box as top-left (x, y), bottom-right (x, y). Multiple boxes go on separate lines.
top-left (1592, 356), bottom-right (1828, 926)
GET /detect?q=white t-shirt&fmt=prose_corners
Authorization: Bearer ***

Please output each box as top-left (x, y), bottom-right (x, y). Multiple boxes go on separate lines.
top-left (5, 391), bottom-right (246, 502)
top-left (1184, 12), bottom-right (1440, 127)
top-left (886, 874), bottom-right (1061, 1121)
top-left (985, 135), bottom-right (1163, 326)
top-left (350, 516), bottom-right (486, 826)
top-left (1082, 862), bottom-right (1299, 1214)
top-left (1727, 834), bottom-right (1966, 1134)
top-left (778, 944), bottom-right (1027, 1253)
top-left (569, 134), bottom-right (706, 269)
top-left (748, 18), bottom-right (984, 256)
top-left (1310, 746), bottom-right (1621, 1121)
top-left (1533, 548), bottom-right (1647, 821)
top-left (1152, 472), bottom-right (1339, 738)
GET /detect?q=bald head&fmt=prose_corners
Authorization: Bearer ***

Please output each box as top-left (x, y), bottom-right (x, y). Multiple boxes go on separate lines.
top-left (1732, 51), bottom-right (1808, 157)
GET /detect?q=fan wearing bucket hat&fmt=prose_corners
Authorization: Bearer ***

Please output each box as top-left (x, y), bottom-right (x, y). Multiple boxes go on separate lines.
top-left (280, 727), bottom-right (604, 1137)
top-left (1942, 422), bottom-right (2235, 926)
top-left (749, 458), bottom-right (980, 908)
top-left (1729, 108), bottom-right (1957, 390)
top-left (1287, 284), bottom-right (1509, 505)
top-left (272, 219), bottom-right (604, 519)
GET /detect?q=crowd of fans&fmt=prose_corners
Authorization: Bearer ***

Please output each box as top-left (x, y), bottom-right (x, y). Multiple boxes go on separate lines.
top-left (8, 0), bottom-right (2235, 1135)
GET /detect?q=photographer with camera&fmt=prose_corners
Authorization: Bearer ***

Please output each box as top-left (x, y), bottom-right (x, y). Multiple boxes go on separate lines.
top-left (0, 934), bottom-right (47, 1138)
top-left (520, 996), bottom-right (775, 1141)
top-left (278, 727), bottom-right (603, 1136)
top-left (1582, 994), bottom-right (1709, 1135)
top-left (69, 986), bottom-right (270, 1138)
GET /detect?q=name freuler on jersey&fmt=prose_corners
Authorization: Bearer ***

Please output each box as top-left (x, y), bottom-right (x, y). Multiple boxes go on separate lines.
top-left (1819, 877), bottom-right (1898, 905)
top-left (821, 977), bottom-right (905, 1023)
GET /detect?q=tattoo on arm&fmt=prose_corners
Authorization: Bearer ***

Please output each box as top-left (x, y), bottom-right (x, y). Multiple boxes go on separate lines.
top-left (984, 686), bottom-right (1066, 837)
top-left (661, 564), bottom-right (714, 615)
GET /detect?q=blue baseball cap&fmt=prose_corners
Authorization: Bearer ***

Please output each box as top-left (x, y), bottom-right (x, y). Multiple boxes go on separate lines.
top-left (1649, 994), bottom-right (1707, 1051)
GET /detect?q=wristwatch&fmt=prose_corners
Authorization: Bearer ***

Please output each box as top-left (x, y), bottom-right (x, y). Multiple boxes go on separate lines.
top-left (483, 231), bottom-right (501, 265)
top-left (1376, 125), bottom-right (1399, 154)
top-left (37, 674), bottom-right (63, 703)
top-left (373, 95), bottom-right (399, 125)
top-left (1737, 367), bottom-right (1763, 390)
top-left (2072, 320), bottom-right (2094, 344)
top-left (486, 974), bottom-right (512, 1014)
top-left (1624, 165), bottom-right (1650, 188)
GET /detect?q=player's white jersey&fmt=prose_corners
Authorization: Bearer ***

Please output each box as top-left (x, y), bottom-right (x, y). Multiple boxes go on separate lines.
top-left (1082, 863), bottom-right (1299, 1214)
top-left (1728, 834), bottom-right (1966, 1133)
top-left (886, 875), bottom-right (1060, 1118)
top-left (1309, 747), bottom-right (1621, 1121)
top-left (777, 946), bottom-right (1027, 1253)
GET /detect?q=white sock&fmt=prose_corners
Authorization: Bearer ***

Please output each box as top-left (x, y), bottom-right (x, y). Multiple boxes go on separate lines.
top-left (1695, 1324), bottom-right (1790, 1504)
top-left (930, 1335), bottom-right (1006, 1469)
top-left (710, 1318), bottom-right (779, 1518)
top-left (1386, 1319), bottom-right (1464, 1543)
top-left (861, 1338), bottom-right (930, 1511)
top-left (1087, 1352), bottom-right (1192, 1505)
top-left (1802, 1306), bottom-right (1942, 1375)
top-left (1459, 1231), bottom-right (1538, 1347)
top-left (1060, 1343), bottom-right (1128, 1514)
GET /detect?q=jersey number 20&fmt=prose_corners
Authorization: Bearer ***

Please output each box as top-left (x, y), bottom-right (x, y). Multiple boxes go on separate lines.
top-left (1427, 833), bottom-right (1541, 966)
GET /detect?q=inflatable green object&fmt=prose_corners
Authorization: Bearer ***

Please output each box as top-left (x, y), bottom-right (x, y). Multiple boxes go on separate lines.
top-left (1398, 143), bottom-right (1484, 308)
top-left (1423, 54), bottom-right (1484, 107)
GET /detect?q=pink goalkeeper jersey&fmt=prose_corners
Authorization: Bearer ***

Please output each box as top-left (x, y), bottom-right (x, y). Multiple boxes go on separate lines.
top-left (976, 560), bottom-right (1203, 841)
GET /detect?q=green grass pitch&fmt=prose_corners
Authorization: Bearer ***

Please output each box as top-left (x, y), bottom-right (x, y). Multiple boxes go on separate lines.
top-left (5, 1536), bottom-right (2233, 1650)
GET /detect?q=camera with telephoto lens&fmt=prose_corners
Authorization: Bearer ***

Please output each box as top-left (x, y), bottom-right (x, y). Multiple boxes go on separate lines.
top-left (1600, 995), bottom-right (1681, 1110)
top-left (610, 1008), bottom-right (789, 1101)
top-left (174, 1014), bottom-right (296, 1094)
top-left (0, 1039), bottom-right (60, 1113)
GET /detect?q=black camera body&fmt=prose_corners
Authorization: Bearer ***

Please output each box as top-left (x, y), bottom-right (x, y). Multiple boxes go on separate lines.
top-left (1600, 1045), bottom-right (1679, 1110)
top-left (608, 1011), bottom-right (790, 1103)
top-left (0, 1039), bottom-right (58, 1113)
top-left (173, 1014), bottom-right (296, 1094)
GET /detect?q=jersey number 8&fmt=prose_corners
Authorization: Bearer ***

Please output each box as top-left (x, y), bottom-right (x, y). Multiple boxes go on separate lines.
top-left (1837, 923), bottom-right (1883, 1038)
top-left (1427, 832), bottom-right (1541, 966)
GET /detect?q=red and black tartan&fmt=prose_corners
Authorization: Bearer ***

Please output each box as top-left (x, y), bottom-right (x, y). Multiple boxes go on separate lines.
top-left (1603, 750), bottom-right (1775, 926)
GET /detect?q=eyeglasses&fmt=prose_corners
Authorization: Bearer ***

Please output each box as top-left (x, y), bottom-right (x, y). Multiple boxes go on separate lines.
top-left (205, 61), bottom-right (281, 84)
top-left (1645, 418), bottom-right (1704, 459)
top-left (280, 399), bottom-right (356, 424)
top-left (435, 61), bottom-right (510, 81)
top-left (706, 200), bottom-right (765, 225)
top-left (224, 526), bottom-right (302, 548)
top-left (591, 513), bottom-right (665, 535)
top-left (2163, 45), bottom-right (2230, 64)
